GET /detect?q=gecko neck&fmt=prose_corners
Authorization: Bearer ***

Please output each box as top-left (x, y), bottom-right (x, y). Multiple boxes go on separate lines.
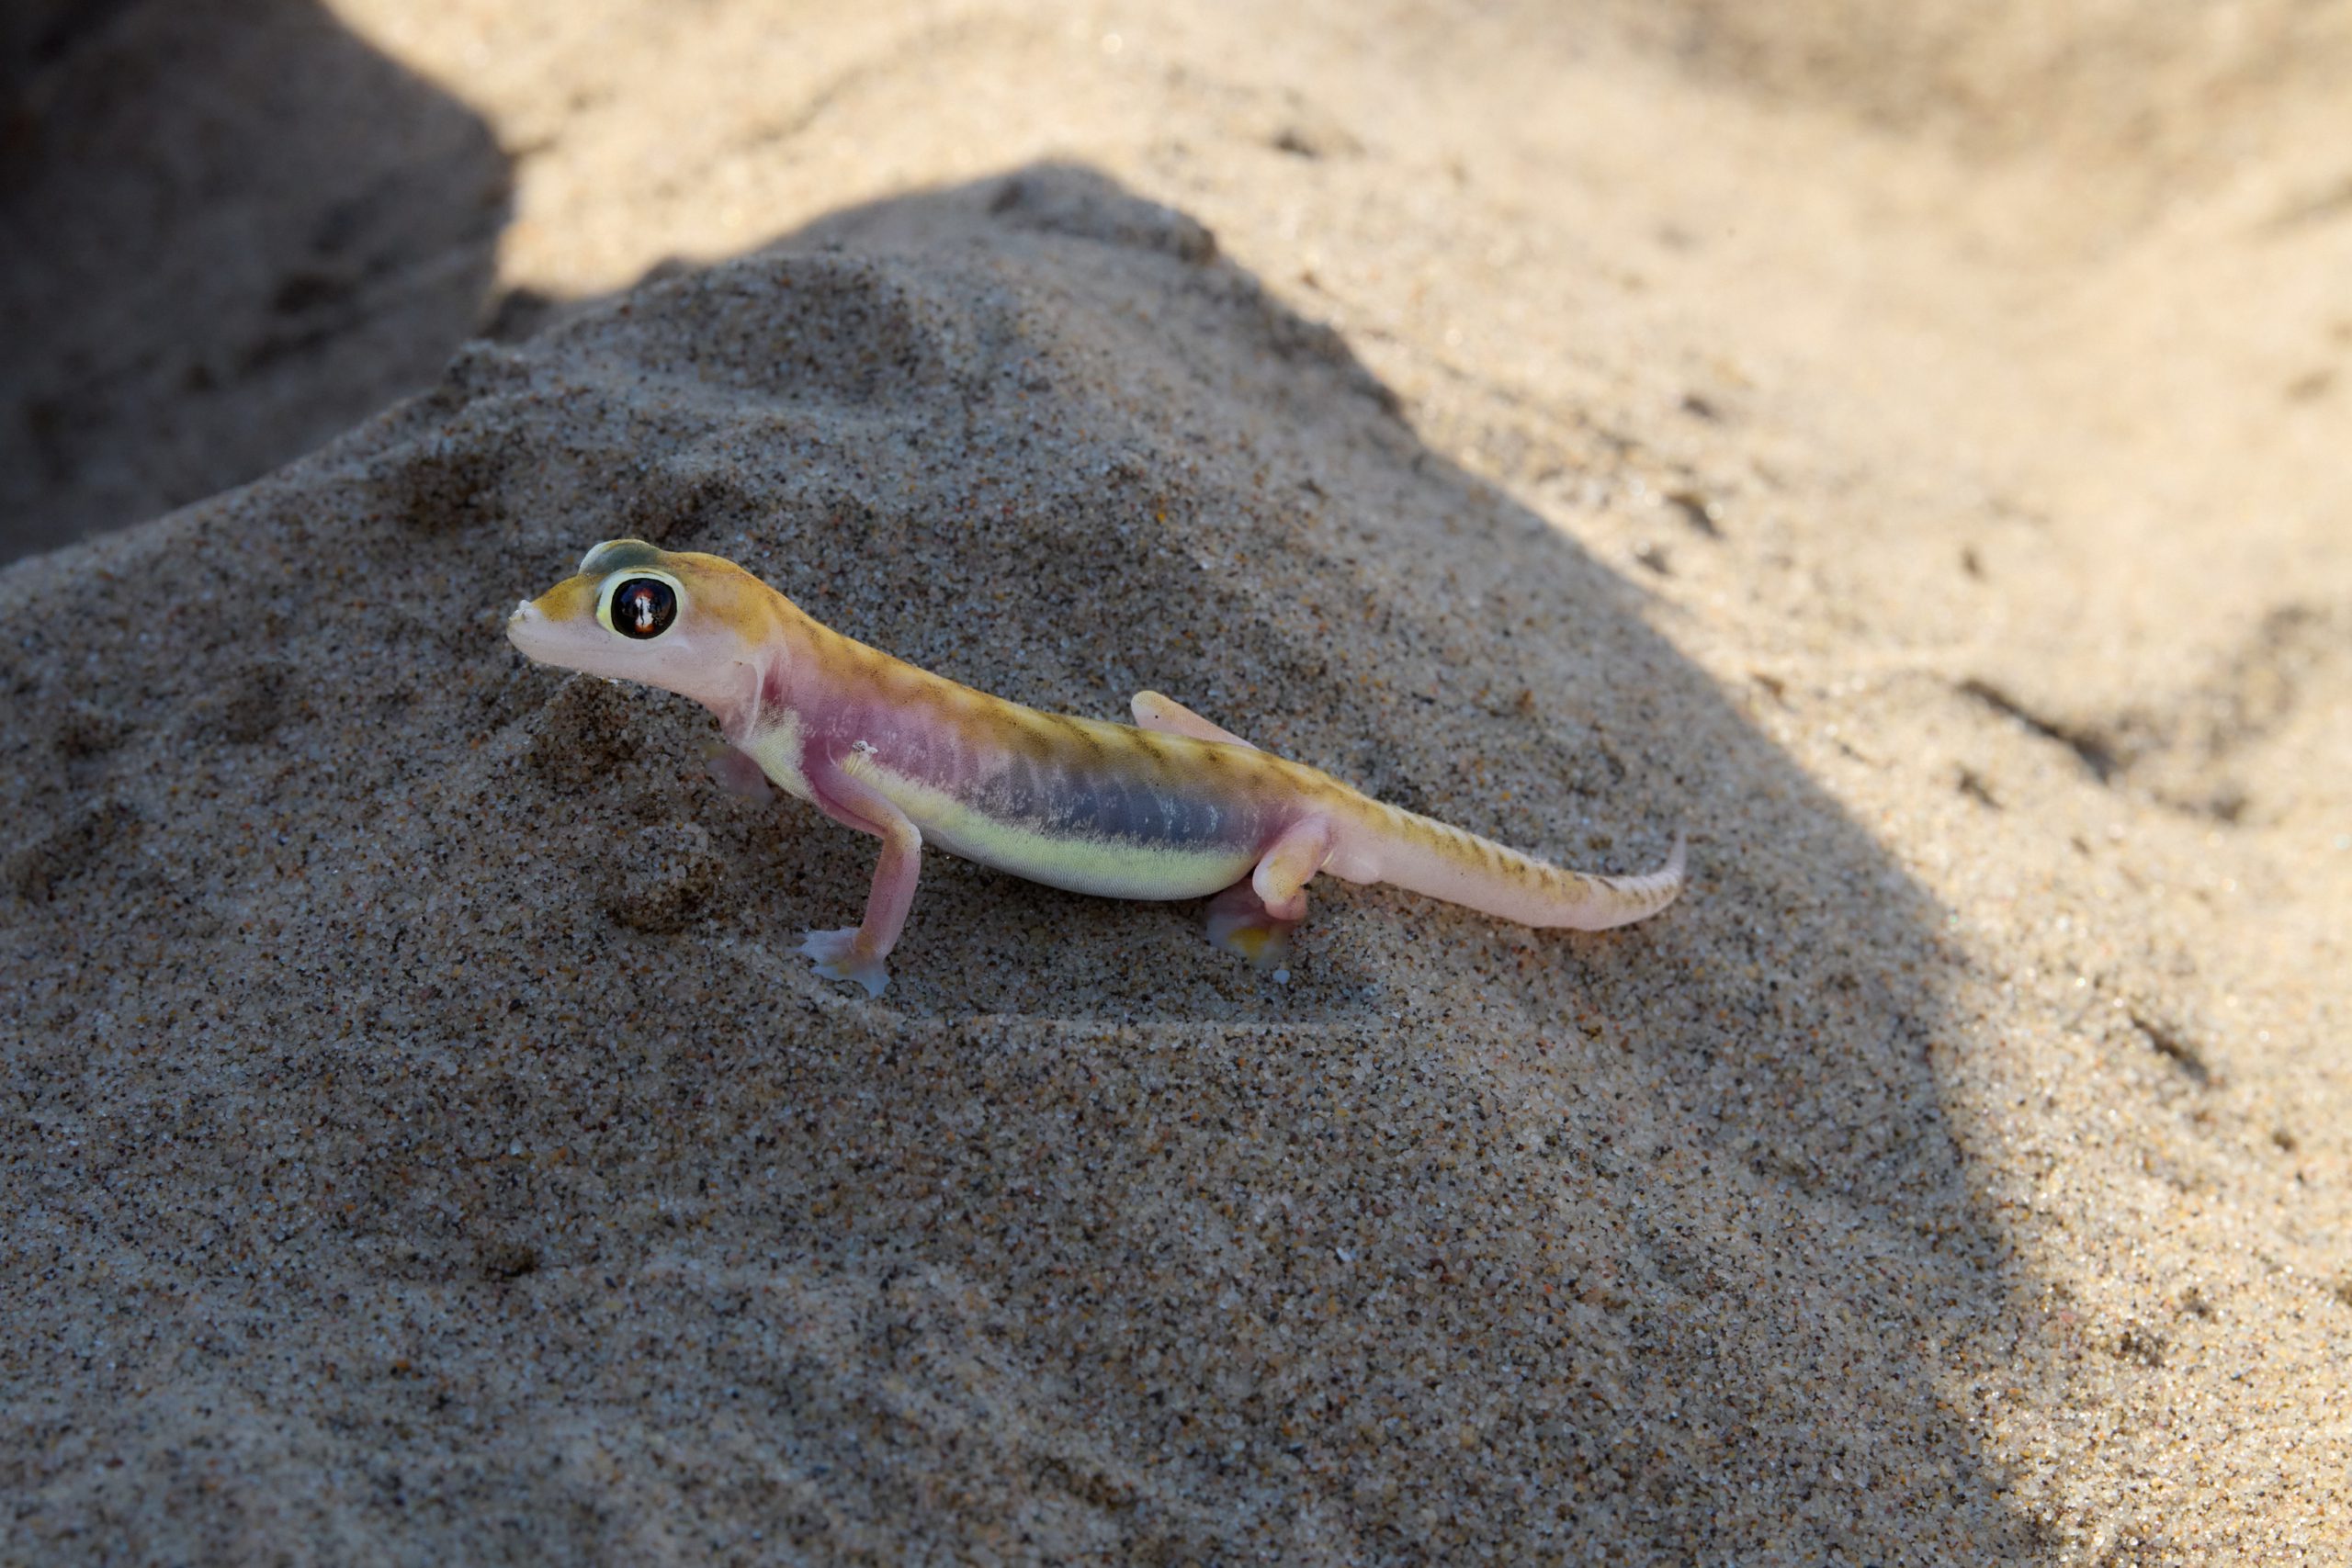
top-left (712, 589), bottom-right (841, 744)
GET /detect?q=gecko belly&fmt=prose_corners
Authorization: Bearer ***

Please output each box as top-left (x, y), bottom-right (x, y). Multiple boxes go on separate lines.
top-left (930, 815), bottom-right (1257, 900)
top-left (861, 761), bottom-right (1260, 900)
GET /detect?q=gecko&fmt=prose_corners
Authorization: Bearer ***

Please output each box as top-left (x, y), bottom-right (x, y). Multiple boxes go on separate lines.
top-left (506, 540), bottom-right (1685, 996)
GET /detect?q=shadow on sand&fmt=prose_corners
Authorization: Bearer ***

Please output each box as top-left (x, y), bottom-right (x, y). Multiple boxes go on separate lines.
top-left (0, 0), bottom-right (512, 561)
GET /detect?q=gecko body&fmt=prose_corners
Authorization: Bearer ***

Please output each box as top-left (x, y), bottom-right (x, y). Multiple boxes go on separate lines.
top-left (508, 540), bottom-right (1684, 995)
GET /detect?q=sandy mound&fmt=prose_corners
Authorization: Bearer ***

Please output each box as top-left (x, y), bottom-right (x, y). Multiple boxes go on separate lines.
top-left (4, 168), bottom-right (2009, 1561)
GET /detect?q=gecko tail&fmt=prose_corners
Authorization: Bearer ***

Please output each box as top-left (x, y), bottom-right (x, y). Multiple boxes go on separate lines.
top-left (1585, 829), bottom-right (1686, 928)
top-left (1362, 807), bottom-right (1687, 931)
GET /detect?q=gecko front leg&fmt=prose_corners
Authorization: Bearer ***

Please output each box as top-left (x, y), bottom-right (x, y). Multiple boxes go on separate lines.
top-left (796, 750), bottom-right (922, 998)
top-left (1206, 814), bottom-right (1334, 973)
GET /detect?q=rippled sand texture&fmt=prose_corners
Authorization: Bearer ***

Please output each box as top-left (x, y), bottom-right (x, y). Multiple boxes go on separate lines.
top-left (4, 3), bottom-right (2347, 1562)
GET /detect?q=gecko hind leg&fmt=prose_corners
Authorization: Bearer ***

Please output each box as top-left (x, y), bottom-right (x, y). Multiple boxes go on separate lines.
top-left (1130, 691), bottom-right (1257, 749)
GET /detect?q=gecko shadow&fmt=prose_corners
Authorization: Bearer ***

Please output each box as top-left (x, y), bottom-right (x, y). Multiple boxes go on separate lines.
top-left (428, 164), bottom-right (2031, 1557)
top-left (0, 0), bottom-right (513, 561)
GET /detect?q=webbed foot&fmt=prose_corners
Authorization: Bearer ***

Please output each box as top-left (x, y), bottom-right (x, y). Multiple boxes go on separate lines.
top-left (1205, 882), bottom-right (1298, 980)
top-left (799, 927), bottom-right (890, 997)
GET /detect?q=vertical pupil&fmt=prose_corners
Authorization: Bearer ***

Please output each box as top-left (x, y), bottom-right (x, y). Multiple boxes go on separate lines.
top-left (613, 579), bottom-right (674, 637)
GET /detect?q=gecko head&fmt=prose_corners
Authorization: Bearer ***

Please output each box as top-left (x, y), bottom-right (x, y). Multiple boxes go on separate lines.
top-left (506, 539), bottom-right (777, 714)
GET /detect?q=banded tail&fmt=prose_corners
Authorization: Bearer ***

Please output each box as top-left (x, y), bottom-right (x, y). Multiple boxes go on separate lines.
top-left (1356, 803), bottom-right (1685, 931)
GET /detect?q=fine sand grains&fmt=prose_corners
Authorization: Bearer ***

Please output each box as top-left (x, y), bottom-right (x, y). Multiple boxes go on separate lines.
top-left (5, 5), bottom-right (2350, 1562)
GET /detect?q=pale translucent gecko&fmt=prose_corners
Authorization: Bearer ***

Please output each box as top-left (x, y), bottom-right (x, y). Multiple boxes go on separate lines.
top-left (507, 541), bottom-right (1685, 995)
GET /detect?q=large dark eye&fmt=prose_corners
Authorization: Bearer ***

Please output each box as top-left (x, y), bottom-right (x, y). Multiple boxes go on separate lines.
top-left (611, 578), bottom-right (676, 639)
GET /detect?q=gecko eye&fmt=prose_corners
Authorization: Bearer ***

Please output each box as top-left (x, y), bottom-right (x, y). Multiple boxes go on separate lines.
top-left (610, 578), bottom-right (676, 639)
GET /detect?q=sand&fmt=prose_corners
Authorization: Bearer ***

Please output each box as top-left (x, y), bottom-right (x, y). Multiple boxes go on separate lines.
top-left (3, 2), bottom-right (2347, 1562)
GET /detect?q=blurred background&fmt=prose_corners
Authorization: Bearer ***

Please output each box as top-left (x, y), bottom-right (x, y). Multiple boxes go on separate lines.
top-left (7, 0), bottom-right (2350, 568)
